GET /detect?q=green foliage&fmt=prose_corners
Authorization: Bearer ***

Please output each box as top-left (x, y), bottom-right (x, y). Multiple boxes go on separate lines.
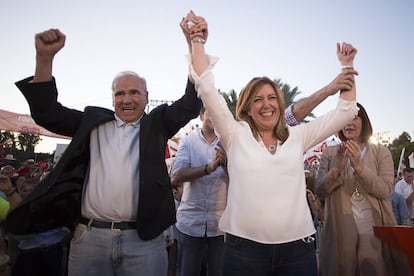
top-left (219, 89), bottom-right (238, 118)
top-left (1, 131), bottom-right (52, 166)
top-left (274, 79), bottom-right (300, 106)
top-left (0, 131), bottom-right (16, 149)
top-left (388, 131), bottom-right (414, 171)
top-left (1, 131), bottom-right (42, 153)
top-left (16, 133), bottom-right (42, 152)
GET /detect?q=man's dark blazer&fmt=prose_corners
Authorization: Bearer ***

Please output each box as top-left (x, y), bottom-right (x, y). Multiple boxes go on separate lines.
top-left (6, 77), bottom-right (202, 241)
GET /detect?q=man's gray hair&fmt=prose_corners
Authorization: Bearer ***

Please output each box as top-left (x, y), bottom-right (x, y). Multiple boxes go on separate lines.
top-left (111, 71), bottom-right (147, 92)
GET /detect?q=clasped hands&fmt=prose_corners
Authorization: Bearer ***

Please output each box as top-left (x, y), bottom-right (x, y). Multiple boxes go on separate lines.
top-left (206, 142), bottom-right (227, 175)
top-left (180, 11), bottom-right (208, 45)
top-left (334, 140), bottom-right (364, 174)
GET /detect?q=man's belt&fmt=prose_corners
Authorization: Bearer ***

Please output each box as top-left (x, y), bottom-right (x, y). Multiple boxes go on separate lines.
top-left (79, 217), bottom-right (136, 230)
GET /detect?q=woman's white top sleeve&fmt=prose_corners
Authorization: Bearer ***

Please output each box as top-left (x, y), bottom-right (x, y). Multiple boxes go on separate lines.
top-left (188, 54), bottom-right (359, 244)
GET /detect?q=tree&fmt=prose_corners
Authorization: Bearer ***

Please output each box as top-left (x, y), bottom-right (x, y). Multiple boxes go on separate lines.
top-left (220, 89), bottom-right (238, 118)
top-left (0, 131), bottom-right (16, 149)
top-left (388, 131), bottom-right (414, 171)
top-left (274, 79), bottom-right (300, 106)
top-left (390, 131), bottom-right (411, 149)
top-left (16, 133), bottom-right (41, 152)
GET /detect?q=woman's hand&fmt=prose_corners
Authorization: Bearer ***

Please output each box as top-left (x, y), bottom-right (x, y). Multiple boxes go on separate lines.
top-left (337, 42), bottom-right (357, 67)
top-left (180, 11), bottom-right (208, 49)
top-left (344, 140), bottom-right (364, 174)
top-left (334, 143), bottom-right (348, 171)
top-left (337, 42), bottom-right (357, 101)
top-left (180, 11), bottom-right (209, 77)
top-left (330, 143), bottom-right (349, 178)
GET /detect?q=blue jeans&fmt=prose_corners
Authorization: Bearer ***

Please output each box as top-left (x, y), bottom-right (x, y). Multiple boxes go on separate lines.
top-left (68, 224), bottom-right (167, 276)
top-left (223, 234), bottom-right (317, 276)
top-left (177, 230), bottom-right (224, 276)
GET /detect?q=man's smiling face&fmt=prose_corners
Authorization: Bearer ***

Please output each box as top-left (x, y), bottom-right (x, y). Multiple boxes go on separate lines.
top-left (112, 74), bottom-right (148, 123)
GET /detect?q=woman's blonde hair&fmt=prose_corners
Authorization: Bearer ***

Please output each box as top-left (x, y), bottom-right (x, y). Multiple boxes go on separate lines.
top-left (236, 77), bottom-right (289, 144)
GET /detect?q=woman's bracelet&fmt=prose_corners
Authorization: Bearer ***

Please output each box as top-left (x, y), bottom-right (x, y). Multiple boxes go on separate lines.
top-left (341, 65), bottom-right (354, 70)
top-left (191, 37), bottom-right (206, 44)
top-left (190, 30), bottom-right (205, 40)
top-left (204, 164), bottom-right (210, 175)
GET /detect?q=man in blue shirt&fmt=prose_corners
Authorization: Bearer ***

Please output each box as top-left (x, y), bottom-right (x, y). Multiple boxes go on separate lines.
top-left (390, 191), bottom-right (410, 225)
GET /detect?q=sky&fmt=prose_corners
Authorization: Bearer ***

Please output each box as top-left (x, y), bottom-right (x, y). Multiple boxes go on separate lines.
top-left (1, 0), bottom-right (413, 153)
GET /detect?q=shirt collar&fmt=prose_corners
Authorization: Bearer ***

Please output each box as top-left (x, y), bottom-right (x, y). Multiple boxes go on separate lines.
top-left (198, 128), bottom-right (219, 144)
top-left (114, 113), bottom-right (143, 128)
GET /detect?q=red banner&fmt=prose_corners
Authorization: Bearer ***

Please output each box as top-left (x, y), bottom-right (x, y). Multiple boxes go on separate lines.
top-left (0, 109), bottom-right (71, 139)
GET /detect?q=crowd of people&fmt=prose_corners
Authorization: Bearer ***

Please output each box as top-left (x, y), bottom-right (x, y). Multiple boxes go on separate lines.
top-left (0, 156), bottom-right (56, 276)
top-left (0, 10), bottom-right (412, 276)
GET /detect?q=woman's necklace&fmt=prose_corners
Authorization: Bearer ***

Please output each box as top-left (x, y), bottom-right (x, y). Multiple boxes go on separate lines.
top-left (268, 144), bottom-right (277, 153)
top-left (351, 143), bottom-right (367, 202)
top-left (259, 132), bottom-right (277, 154)
top-left (351, 187), bottom-right (363, 202)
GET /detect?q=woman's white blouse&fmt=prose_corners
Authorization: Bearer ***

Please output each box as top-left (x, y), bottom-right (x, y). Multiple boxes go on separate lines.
top-left (189, 55), bottom-right (359, 244)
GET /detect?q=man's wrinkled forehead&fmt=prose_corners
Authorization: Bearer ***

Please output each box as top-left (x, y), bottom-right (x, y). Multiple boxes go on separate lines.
top-left (112, 72), bottom-right (147, 93)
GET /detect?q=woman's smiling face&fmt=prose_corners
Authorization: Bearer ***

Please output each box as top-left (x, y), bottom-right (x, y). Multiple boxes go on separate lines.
top-left (247, 83), bottom-right (280, 132)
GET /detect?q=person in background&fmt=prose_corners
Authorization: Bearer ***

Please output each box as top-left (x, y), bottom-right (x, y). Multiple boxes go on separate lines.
top-left (304, 169), bottom-right (324, 259)
top-left (165, 181), bottom-right (184, 276)
top-left (7, 178), bottom-right (36, 269)
top-left (182, 11), bottom-right (359, 276)
top-left (0, 167), bottom-right (15, 199)
top-left (0, 230), bottom-right (10, 276)
top-left (16, 159), bottom-right (35, 178)
top-left (389, 191), bottom-right (410, 225)
top-left (13, 175), bottom-right (26, 194)
top-left (395, 167), bottom-right (414, 222)
top-left (0, 195), bottom-right (10, 274)
top-left (315, 103), bottom-right (411, 275)
top-left (0, 167), bottom-right (15, 181)
top-left (0, 175), bottom-right (68, 276)
top-left (6, 27), bottom-right (202, 276)
top-left (0, 170), bottom-right (14, 274)
top-left (15, 181), bottom-right (34, 201)
top-left (0, 154), bottom-right (16, 168)
top-left (171, 106), bottom-right (229, 276)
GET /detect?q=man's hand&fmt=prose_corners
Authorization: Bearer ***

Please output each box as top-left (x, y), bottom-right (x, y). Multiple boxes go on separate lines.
top-left (325, 69), bottom-right (358, 94)
top-left (206, 142), bottom-right (227, 174)
top-left (32, 28), bottom-right (65, 82)
top-left (35, 28), bottom-right (66, 61)
top-left (215, 143), bottom-right (227, 167)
